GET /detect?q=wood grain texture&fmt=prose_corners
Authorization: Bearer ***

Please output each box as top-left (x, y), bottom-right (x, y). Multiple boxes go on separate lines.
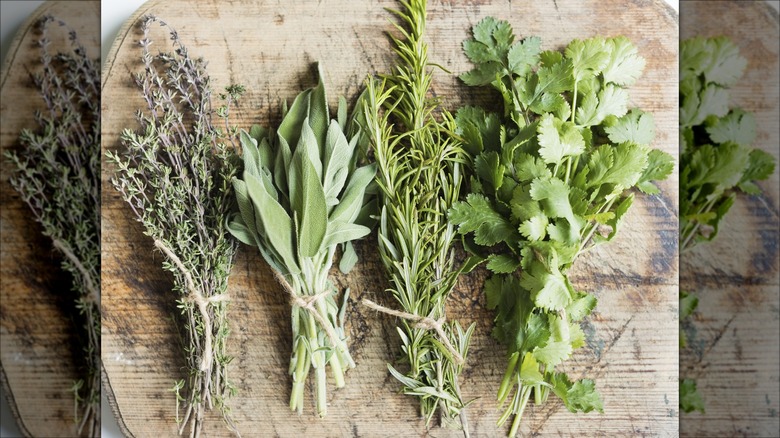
top-left (0, 1), bottom-right (101, 437)
top-left (101, 1), bottom-right (679, 436)
top-left (679, 2), bottom-right (780, 437)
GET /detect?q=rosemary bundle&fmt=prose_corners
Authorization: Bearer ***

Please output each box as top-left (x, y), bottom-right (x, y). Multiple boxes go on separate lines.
top-left (228, 66), bottom-right (374, 417)
top-left (106, 16), bottom-right (241, 437)
top-left (361, 0), bottom-right (475, 432)
top-left (4, 15), bottom-right (101, 437)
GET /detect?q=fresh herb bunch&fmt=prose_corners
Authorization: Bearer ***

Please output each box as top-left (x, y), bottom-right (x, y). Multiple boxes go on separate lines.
top-left (4, 15), bottom-right (101, 437)
top-left (361, 0), bottom-right (475, 432)
top-left (679, 36), bottom-right (775, 251)
top-left (227, 66), bottom-right (374, 417)
top-left (105, 16), bottom-right (241, 438)
top-left (448, 17), bottom-right (674, 436)
top-left (678, 36), bottom-right (775, 414)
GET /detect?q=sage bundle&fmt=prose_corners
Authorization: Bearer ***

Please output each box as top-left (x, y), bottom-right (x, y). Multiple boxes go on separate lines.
top-left (228, 66), bottom-right (375, 417)
top-left (4, 16), bottom-right (101, 437)
top-left (106, 16), bottom-right (241, 437)
top-left (360, 0), bottom-right (475, 432)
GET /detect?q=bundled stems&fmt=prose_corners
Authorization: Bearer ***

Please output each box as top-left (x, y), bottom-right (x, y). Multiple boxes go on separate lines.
top-left (226, 67), bottom-right (373, 417)
top-left (362, 0), bottom-right (474, 432)
top-left (272, 257), bottom-right (355, 416)
top-left (106, 16), bottom-right (240, 438)
top-left (5, 15), bottom-right (101, 436)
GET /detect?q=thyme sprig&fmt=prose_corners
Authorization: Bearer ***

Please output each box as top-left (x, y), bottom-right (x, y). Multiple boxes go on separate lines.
top-left (4, 15), bottom-right (101, 437)
top-left (362, 0), bottom-right (475, 432)
top-left (105, 16), bottom-right (241, 438)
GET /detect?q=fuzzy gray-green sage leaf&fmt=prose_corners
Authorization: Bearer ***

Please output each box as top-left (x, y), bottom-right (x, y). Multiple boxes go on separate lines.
top-left (228, 65), bottom-right (375, 417)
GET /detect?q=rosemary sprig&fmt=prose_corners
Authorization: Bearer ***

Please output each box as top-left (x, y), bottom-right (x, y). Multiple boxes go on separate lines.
top-left (362, 0), bottom-right (475, 432)
top-left (105, 16), bottom-right (241, 438)
top-left (228, 66), bottom-right (375, 417)
top-left (4, 15), bottom-right (101, 437)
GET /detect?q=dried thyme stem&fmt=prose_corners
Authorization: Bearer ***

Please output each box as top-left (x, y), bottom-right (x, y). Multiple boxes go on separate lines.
top-left (5, 15), bottom-right (101, 437)
top-left (106, 16), bottom-right (241, 438)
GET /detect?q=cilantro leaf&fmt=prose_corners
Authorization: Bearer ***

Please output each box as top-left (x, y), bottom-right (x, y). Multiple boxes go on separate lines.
top-left (604, 109), bottom-right (656, 146)
top-left (508, 36), bottom-right (541, 76)
top-left (637, 148), bottom-right (675, 195)
top-left (565, 37), bottom-right (609, 81)
top-left (448, 193), bottom-right (515, 246)
top-left (486, 253), bottom-right (521, 274)
top-left (537, 114), bottom-right (585, 164)
top-left (602, 36), bottom-right (646, 86)
top-left (705, 109), bottom-right (756, 146)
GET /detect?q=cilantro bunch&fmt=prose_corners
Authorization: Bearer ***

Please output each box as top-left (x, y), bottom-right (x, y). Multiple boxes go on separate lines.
top-left (679, 36), bottom-right (775, 251)
top-left (678, 36), bottom-right (775, 414)
top-left (228, 67), bottom-right (375, 417)
top-left (448, 17), bottom-right (673, 436)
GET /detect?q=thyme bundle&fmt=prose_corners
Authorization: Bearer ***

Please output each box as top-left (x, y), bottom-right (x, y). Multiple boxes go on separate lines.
top-left (361, 0), bottom-right (475, 432)
top-left (106, 16), bottom-right (241, 437)
top-left (228, 66), bottom-right (374, 417)
top-left (4, 15), bottom-right (101, 437)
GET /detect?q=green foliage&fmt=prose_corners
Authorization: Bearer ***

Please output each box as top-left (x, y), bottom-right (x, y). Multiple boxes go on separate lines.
top-left (679, 37), bottom-right (775, 251)
top-left (677, 37), bottom-right (776, 417)
top-left (105, 17), bottom-right (240, 436)
top-left (680, 378), bottom-right (705, 414)
top-left (362, 0), bottom-right (474, 430)
top-left (4, 16), bottom-right (101, 435)
top-left (451, 17), bottom-right (673, 436)
top-left (228, 66), bottom-right (374, 417)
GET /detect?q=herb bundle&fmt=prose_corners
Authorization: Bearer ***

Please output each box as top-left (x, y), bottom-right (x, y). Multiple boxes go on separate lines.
top-left (105, 17), bottom-right (241, 437)
top-left (227, 67), bottom-right (374, 417)
top-left (361, 0), bottom-right (475, 432)
top-left (678, 36), bottom-right (776, 413)
top-left (448, 18), bottom-right (674, 435)
top-left (4, 16), bottom-right (101, 437)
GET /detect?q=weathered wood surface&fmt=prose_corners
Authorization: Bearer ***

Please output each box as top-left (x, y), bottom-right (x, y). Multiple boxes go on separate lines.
top-left (679, 2), bottom-right (780, 437)
top-left (0, 1), bottom-right (101, 437)
top-left (101, 1), bottom-right (679, 436)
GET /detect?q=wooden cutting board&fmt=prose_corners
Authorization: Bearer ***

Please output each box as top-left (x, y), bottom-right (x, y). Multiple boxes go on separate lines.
top-left (100, 1), bottom-right (679, 436)
top-left (679, 2), bottom-right (780, 437)
top-left (0, 1), bottom-right (101, 437)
